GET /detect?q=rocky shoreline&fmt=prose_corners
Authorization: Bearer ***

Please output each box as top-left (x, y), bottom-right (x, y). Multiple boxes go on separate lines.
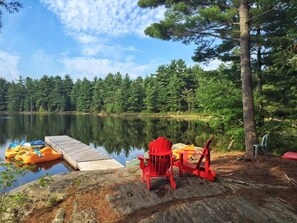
top-left (4, 163), bottom-right (297, 223)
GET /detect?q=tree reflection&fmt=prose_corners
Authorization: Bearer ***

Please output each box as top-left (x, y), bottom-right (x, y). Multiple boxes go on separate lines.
top-left (0, 114), bottom-right (214, 156)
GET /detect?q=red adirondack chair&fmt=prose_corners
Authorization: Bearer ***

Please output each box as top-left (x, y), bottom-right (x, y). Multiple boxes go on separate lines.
top-left (174, 136), bottom-right (216, 181)
top-left (137, 137), bottom-right (176, 190)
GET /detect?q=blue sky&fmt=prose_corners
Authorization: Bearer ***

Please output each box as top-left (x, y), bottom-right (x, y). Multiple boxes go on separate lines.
top-left (0, 0), bottom-right (221, 81)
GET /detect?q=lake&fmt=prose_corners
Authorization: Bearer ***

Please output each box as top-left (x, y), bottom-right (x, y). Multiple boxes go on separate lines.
top-left (0, 114), bottom-right (213, 189)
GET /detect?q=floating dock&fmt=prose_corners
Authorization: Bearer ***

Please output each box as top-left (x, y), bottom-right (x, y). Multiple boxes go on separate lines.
top-left (45, 135), bottom-right (123, 171)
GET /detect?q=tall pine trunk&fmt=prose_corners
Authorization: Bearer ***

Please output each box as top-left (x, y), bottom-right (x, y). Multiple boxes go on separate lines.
top-left (239, 0), bottom-right (258, 156)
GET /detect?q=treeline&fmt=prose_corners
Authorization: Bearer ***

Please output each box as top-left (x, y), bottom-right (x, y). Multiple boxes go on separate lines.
top-left (1, 59), bottom-right (296, 118)
top-left (0, 60), bottom-right (198, 113)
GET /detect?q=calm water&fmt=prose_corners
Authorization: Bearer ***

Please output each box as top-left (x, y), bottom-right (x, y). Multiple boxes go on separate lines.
top-left (0, 114), bottom-right (213, 189)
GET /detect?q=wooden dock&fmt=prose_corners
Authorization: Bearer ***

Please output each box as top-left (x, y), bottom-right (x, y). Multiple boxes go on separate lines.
top-left (45, 135), bottom-right (124, 171)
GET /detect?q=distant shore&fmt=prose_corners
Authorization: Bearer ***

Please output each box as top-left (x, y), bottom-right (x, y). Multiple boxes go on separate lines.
top-left (0, 111), bottom-right (212, 121)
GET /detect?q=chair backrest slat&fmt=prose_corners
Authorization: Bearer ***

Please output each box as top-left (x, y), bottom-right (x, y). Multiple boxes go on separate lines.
top-left (148, 137), bottom-right (172, 175)
top-left (261, 134), bottom-right (269, 147)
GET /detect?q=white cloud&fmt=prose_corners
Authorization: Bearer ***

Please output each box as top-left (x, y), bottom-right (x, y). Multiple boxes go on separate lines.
top-left (0, 51), bottom-right (20, 81)
top-left (62, 57), bottom-right (157, 80)
top-left (81, 42), bottom-right (138, 58)
top-left (75, 34), bottom-right (98, 45)
top-left (201, 58), bottom-right (225, 71)
top-left (40, 0), bottom-right (165, 78)
top-left (40, 0), bottom-right (164, 37)
top-left (40, 0), bottom-right (165, 57)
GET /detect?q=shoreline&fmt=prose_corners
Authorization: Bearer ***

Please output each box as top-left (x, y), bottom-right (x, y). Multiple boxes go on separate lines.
top-left (0, 111), bottom-right (212, 121)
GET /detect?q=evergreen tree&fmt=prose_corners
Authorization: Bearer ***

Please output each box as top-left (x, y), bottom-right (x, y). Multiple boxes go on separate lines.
top-left (35, 75), bottom-right (54, 111)
top-left (7, 76), bottom-right (26, 112)
top-left (103, 73), bottom-right (119, 113)
top-left (250, 0), bottom-right (297, 89)
top-left (91, 78), bottom-right (104, 113)
top-left (50, 76), bottom-right (65, 112)
top-left (144, 77), bottom-right (158, 113)
top-left (167, 74), bottom-right (184, 112)
top-left (0, 78), bottom-right (8, 111)
top-left (121, 74), bottom-right (132, 112)
top-left (154, 65), bottom-right (171, 112)
top-left (70, 79), bottom-right (81, 111)
top-left (181, 88), bottom-right (195, 112)
top-left (77, 78), bottom-right (93, 112)
top-left (24, 77), bottom-right (37, 112)
top-left (7, 82), bottom-right (18, 112)
top-left (129, 77), bottom-right (144, 112)
top-left (113, 73), bottom-right (127, 113)
top-left (138, 0), bottom-right (257, 155)
top-left (63, 74), bottom-right (74, 111)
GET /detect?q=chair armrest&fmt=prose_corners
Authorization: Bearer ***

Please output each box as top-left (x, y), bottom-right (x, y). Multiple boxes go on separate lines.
top-left (137, 155), bottom-right (148, 170)
top-left (149, 151), bottom-right (172, 156)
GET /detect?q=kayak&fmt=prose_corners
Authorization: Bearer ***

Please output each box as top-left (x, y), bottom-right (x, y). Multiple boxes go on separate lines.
top-left (21, 146), bottom-right (62, 164)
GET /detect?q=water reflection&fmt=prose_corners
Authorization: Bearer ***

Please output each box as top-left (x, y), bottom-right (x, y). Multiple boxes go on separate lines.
top-left (5, 158), bottom-right (64, 173)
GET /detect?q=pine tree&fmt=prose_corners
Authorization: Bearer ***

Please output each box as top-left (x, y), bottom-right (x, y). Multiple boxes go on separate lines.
top-left (181, 88), bottom-right (195, 112)
top-left (0, 78), bottom-right (8, 111)
top-left (138, 0), bottom-right (257, 155)
top-left (91, 78), bottom-right (104, 113)
top-left (77, 78), bottom-right (93, 112)
top-left (167, 74), bottom-right (184, 112)
top-left (7, 76), bottom-right (26, 112)
top-left (48, 76), bottom-right (61, 111)
top-left (103, 73), bottom-right (122, 113)
top-left (63, 74), bottom-right (74, 111)
top-left (129, 77), bottom-right (145, 112)
top-left (70, 80), bottom-right (81, 111)
top-left (24, 77), bottom-right (37, 112)
top-left (36, 75), bottom-right (54, 112)
top-left (144, 77), bottom-right (158, 113)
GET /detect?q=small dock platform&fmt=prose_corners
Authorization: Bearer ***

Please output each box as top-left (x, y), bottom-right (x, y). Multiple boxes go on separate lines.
top-left (45, 135), bottom-right (123, 171)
